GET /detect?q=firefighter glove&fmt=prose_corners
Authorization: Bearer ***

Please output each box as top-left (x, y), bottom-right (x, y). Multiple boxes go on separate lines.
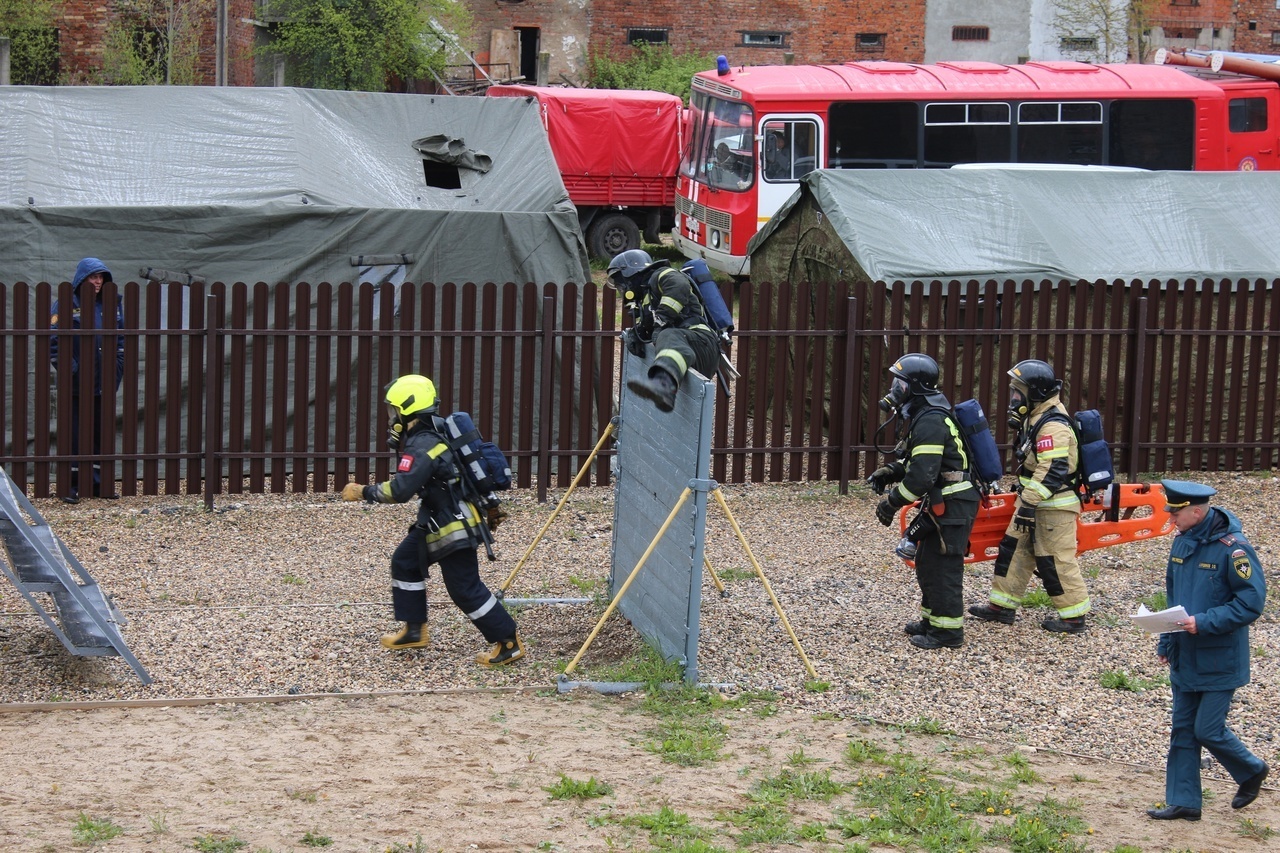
top-left (867, 463), bottom-right (903, 495)
top-left (1013, 504), bottom-right (1037, 536)
top-left (341, 482), bottom-right (365, 502)
top-left (875, 497), bottom-right (897, 527)
top-left (486, 505), bottom-right (508, 532)
top-left (622, 328), bottom-right (648, 359)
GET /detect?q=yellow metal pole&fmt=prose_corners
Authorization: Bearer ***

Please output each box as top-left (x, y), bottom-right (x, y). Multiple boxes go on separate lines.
top-left (712, 488), bottom-right (818, 679)
top-left (703, 555), bottom-right (726, 593)
top-left (500, 422), bottom-right (615, 593)
top-left (564, 486), bottom-right (692, 675)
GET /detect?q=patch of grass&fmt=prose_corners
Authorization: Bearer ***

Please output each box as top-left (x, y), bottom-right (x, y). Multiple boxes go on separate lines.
top-left (1099, 669), bottom-right (1167, 692)
top-left (71, 812), bottom-right (124, 845)
top-left (543, 773), bottom-right (613, 800)
top-left (750, 768), bottom-right (849, 803)
top-left (843, 738), bottom-right (889, 765)
top-left (1023, 589), bottom-right (1052, 608)
top-left (566, 575), bottom-right (604, 596)
top-left (148, 813), bottom-right (169, 834)
top-left (280, 573), bottom-right (305, 585)
top-left (717, 802), bottom-right (795, 845)
top-left (1140, 590), bottom-right (1168, 611)
top-left (894, 716), bottom-right (950, 735)
top-left (1237, 816), bottom-right (1276, 841)
top-left (285, 787), bottom-right (318, 803)
top-left (619, 805), bottom-right (714, 848)
top-left (192, 835), bottom-right (248, 853)
top-left (984, 796), bottom-right (1089, 853)
top-left (803, 680), bottom-right (830, 692)
top-left (714, 565), bottom-right (756, 582)
top-left (300, 829), bottom-right (332, 847)
top-left (785, 747), bottom-right (820, 767)
top-left (384, 836), bottom-right (427, 853)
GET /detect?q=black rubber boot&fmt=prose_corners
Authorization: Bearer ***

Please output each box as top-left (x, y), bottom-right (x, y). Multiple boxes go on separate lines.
top-left (627, 369), bottom-right (678, 413)
top-left (1042, 615), bottom-right (1086, 634)
top-left (903, 620), bottom-right (927, 636)
top-left (380, 622), bottom-right (429, 650)
top-left (969, 603), bottom-right (1016, 624)
top-left (909, 630), bottom-right (963, 650)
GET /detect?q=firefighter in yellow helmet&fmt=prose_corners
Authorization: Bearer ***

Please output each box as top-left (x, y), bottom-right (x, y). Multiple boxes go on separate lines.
top-left (969, 359), bottom-right (1091, 634)
top-left (341, 374), bottom-right (524, 667)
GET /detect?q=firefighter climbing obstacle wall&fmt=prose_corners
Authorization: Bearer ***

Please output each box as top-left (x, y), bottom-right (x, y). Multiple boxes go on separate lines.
top-left (610, 351), bottom-right (716, 684)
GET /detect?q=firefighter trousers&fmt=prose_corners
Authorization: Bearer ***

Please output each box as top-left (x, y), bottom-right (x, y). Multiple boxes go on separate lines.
top-left (989, 506), bottom-right (1090, 618)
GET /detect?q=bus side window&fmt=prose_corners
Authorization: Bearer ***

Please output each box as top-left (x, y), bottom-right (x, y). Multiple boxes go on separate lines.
top-left (1109, 99), bottom-right (1195, 170)
top-left (1229, 98), bottom-right (1268, 133)
top-left (828, 102), bottom-right (918, 168)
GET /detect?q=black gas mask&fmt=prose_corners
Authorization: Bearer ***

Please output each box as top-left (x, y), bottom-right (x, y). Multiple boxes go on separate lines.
top-left (879, 376), bottom-right (911, 415)
top-left (1007, 383), bottom-right (1030, 431)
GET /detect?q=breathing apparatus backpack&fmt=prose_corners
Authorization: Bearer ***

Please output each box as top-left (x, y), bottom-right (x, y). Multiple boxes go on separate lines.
top-left (681, 258), bottom-right (734, 341)
top-left (433, 411), bottom-right (512, 505)
top-left (953, 399), bottom-right (1004, 491)
top-left (1029, 408), bottom-right (1115, 498)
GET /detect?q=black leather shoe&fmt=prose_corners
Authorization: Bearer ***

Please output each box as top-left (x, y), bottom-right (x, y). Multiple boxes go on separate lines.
top-left (1233, 763), bottom-right (1268, 809)
top-left (1146, 805), bottom-right (1201, 821)
top-left (903, 620), bottom-right (927, 636)
top-left (61, 492), bottom-right (79, 505)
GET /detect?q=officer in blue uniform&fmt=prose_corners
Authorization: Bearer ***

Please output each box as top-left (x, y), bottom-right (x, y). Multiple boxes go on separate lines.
top-left (1147, 480), bottom-right (1268, 821)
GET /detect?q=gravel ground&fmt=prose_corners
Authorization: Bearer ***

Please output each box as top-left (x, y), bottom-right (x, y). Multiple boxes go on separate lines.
top-left (2, 471), bottom-right (1278, 776)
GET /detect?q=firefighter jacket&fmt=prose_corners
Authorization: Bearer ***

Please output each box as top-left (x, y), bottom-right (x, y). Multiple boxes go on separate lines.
top-left (1157, 507), bottom-right (1265, 691)
top-left (632, 265), bottom-right (711, 339)
top-left (361, 419), bottom-right (480, 562)
top-left (1015, 396), bottom-right (1080, 513)
top-left (886, 406), bottom-right (978, 521)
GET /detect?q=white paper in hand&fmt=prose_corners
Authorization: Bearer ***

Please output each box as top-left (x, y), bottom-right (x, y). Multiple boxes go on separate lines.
top-left (1131, 603), bottom-right (1190, 633)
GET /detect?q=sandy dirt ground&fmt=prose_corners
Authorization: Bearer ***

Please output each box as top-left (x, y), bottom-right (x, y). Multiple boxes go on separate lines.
top-left (0, 688), bottom-right (1278, 852)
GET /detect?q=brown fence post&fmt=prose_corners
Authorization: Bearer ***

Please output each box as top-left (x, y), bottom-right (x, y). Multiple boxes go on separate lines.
top-left (538, 294), bottom-right (555, 503)
top-left (1127, 296), bottom-right (1149, 483)
top-left (839, 296), bottom-right (859, 495)
top-left (204, 294), bottom-right (218, 510)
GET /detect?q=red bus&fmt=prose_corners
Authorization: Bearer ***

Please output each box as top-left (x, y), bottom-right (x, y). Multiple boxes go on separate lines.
top-left (673, 60), bottom-right (1280, 276)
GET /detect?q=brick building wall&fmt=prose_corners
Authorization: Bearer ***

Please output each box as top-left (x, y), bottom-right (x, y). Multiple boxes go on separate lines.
top-left (55, 0), bottom-right (258, 85)
top-left (467, 0), bottom-right (592, 85)
top-left (588, 0), bottom-right (927, 66)
top-left (1234, 1), bottom-right (1280, 55)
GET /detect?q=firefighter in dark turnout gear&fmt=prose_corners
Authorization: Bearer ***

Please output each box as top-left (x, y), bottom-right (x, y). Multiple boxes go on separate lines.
top-left (868, 354), bottom-right (980, 649)
top-left (607, 249), bottom-right (721, 412)
top-left (341, 374), bottom-right (524, 667)
top-left (970, 359), bottom-right (1091, 633)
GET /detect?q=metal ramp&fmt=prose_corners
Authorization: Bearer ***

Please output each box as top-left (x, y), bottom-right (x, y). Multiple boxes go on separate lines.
top-left (0, 469), bottom-right (151, 684)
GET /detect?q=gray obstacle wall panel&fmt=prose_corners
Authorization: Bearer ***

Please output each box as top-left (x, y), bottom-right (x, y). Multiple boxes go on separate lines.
top-left (611, 352), bottom-right (715, 683)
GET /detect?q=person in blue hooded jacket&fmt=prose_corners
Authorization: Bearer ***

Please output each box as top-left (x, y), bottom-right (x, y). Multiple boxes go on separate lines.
top-left (50, 258), bottom-right (125, 503)
top-left (1146, 480), bottom-right (1268, 822)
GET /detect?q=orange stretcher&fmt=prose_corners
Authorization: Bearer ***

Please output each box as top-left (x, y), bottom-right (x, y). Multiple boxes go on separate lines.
top-left (899, 482), bottom-right (1174, 565)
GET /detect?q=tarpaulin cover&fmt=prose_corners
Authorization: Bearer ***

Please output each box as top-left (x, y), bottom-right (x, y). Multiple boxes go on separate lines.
top-left (748, 167), bottom-right (1280, 282)
top-left (0, 85), bottom-right (589, 285)
top-left (486, 85), bottom-right (682, 186)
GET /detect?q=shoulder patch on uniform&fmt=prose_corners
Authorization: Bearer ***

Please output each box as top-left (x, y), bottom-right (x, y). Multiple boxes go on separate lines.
top-left (1036, 435), bottom-right (1055, 453)
top-left (1233, 550), bottom-right (1253, 580)
top-left (1220, 534), bottom-right (1238, 546)
top-left (397, 454), bottom-right (414, 472)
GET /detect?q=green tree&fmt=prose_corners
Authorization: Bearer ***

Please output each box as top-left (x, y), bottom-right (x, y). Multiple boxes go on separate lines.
top-left (264, 0), bottom-right (471, 91)
top-left (1053, 0), bottom-right (1159, 63)
top-left (0, 0), bottom-right (61, 85)
top-left (587, 42), bottom-right (718, 104)
top-left (100, 0), bottom-right (213, 85)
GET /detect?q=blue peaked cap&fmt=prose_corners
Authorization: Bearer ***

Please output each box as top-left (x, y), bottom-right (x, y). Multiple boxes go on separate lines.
top-left (1161, 479), bottom-right (1216, 511)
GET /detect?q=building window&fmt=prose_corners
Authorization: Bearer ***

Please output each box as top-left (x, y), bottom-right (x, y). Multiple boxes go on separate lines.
top-left (952, 26), bottom-right (990, 41)
top-left (626, 28), bottom-right (669, 46)
top-left (742, 32), bottom-right (786, 48)
top-left (1060, 37), bottom-right (1098, 51)
top-left (1170, 0), bottom-right (1200, 5)
top-left (856, 33), bottom-right (886, 52)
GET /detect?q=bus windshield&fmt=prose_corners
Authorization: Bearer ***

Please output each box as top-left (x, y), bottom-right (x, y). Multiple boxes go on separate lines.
top-left (684, 90), bottom-right (755, 191)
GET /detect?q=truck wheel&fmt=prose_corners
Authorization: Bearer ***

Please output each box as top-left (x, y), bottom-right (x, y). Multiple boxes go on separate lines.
top-left (588, 213), bottom-right (641, 258)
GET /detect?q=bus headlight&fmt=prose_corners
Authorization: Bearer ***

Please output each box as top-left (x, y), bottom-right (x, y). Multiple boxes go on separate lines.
top-left (710, 230), bottom-right (722, 250)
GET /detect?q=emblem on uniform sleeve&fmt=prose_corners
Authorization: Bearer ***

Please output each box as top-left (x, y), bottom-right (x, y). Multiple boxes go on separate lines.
top-left (1232, 548), bottom-right (1253, 580)
top-left (398, 454), bottom-right (414, 472)
top-left (1036, 435), bottom-right (1055, 453)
